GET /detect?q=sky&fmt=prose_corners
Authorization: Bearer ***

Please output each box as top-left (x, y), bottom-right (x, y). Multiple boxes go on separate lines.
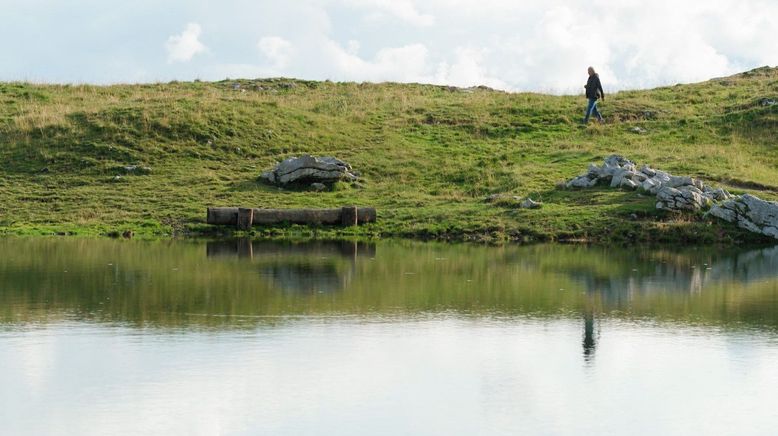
top-left (0, 0), bottom-right (776, 93)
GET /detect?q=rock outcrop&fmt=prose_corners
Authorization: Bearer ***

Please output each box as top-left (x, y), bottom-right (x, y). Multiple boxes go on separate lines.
top-left (565, 155), bottom-right (777, 240)
top-left (708, 194), bottom-right (778, 239)
top-left (566, 155), bottom-right (732, 212)
top-left (261, 155), bottom-right (358, 186)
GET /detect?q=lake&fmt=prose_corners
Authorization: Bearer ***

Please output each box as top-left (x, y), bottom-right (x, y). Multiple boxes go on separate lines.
top-left (1, 238), bottom-right (777, 435)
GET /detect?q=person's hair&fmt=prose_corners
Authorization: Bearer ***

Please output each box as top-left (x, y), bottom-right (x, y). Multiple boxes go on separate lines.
top-left (588, 66), bottom-right (596, 74)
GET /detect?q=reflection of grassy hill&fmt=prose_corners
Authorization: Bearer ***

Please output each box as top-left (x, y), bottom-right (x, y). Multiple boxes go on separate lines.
top-left (0, 239), bottom-right (776, 331)
top-left (0, 68), bottom-right (777, 242)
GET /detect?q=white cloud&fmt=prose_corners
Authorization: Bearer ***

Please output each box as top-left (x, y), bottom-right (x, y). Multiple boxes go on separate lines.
top-left (341, 0), bottom-right (435, 27)
top-left (165, 23), bottom-right (207, 63)
top-left (320, 40), bottom-right (433, 82)
top-left (257, 36), bottom-right (294, 70)
top-left (1, 0), bottom-right (777, 90)
top-left (433, 47), bottom-right (508, 90)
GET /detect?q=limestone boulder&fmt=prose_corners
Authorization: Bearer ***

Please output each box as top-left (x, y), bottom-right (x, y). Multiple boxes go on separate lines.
top-left (708, 194), bottom-right (778, 240)
top-left (656, 186), bottom-right (712, 212)
top-left (261, 154), bottom-right (358, 186)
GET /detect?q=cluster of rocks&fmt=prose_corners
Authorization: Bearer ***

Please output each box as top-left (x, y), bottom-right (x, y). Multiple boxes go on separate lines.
top-left (566, 155), bottom-right (778, 240)
top-left (260, 154), bottom-right (358, 188)
top-left (566, 155), bottom-right (732, 211)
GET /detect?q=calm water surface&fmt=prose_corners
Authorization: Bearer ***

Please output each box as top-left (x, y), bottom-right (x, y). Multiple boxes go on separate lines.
top-left (1, 238), bottom-right (777, 435)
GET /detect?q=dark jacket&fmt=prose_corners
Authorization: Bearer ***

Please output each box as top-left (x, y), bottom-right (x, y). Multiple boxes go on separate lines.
top-left (585, 74), bottom-right (604, 100)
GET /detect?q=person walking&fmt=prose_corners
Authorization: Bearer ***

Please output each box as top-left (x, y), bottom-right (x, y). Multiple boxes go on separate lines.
top-left (583, 66), bottom-right (605, 123)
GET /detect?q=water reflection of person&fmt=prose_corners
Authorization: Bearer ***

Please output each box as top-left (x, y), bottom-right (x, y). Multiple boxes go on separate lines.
top-left (582, 292), bottom-right (598, 363)
top-left (583, 309), bottom-right (596, 361)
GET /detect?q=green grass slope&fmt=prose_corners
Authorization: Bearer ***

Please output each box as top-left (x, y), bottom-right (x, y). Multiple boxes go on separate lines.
top-left (0, 67), bottom-right (776, 243)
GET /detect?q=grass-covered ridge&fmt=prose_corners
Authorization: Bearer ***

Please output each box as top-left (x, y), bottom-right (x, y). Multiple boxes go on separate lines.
top-left (0, 67), bottom-right (776, 242)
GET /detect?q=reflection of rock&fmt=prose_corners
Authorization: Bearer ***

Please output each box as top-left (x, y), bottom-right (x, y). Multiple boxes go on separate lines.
top-left (558, 245), bottom-right (778, 301)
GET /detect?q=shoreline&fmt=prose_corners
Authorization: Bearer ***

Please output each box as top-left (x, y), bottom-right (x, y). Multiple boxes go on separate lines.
top-left (1, 216), bottom-right (774, 246)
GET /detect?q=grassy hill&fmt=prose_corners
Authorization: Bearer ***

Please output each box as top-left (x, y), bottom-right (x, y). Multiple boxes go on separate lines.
top-left (0, 67), bottom-right (776, 243)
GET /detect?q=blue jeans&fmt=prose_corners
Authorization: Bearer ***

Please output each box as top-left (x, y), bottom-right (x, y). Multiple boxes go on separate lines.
top-left (583, 98), bottom-right (603, 123)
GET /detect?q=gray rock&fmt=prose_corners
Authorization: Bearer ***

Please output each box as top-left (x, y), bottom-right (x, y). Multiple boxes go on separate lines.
top-left (631, 172), bottom-right (648, 183)
top-left (707, 188), bottom-right (732, 201)
top-left (566, 175), bottom-right (599, 189)
top-left (652, 170), bottom-right (671, 184)
top-left (667, 175), bottom-right (694, 188)
top-left (709, 194), bottom-right (778, 240)
top-left (610, 170), bottom-right (626, 187)
top-left (262, 154), bottom-right (358, 186)
top-left (520, 198), bottom-right (542, 209)
top-left (656, 186), bottom-right (712, 212)
top-left (260, 171), bottom-right (276, 184)
top-left (605, 155), bottom-right (634, 168)
top-left (640, 165), bottom-right (657, 177)
top-left (630, 126), bottom-right (647, 134)
top-left (620, 179), bottom-right (639, 190)
top-left (640, 178), bottom-right (661, 194)
top-left (610, 169), bottom-right (639, 188)
top-left (310, 183), bottom-right (327, 191)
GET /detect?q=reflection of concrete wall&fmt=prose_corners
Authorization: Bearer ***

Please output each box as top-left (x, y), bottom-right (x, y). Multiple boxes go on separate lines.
top-left (572, 246), bottom-right (778, 299)
top-left (206, 240), bottom-right (376, 260)
top-left (206, 240), bottom-right (377, 294)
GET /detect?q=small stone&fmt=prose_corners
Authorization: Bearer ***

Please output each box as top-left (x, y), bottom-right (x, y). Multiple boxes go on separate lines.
top-left (120, 165), bottom-right (152, 175)
top-left (520, 198), bottom-right (542, 209)
top-left (311, 183), bottom-right (327, 191)
top-left (566, 175), bottom-right (598, 189)
top-left (485, 194), bottom-right (503, 202)
top-left (630, 126), bottom-right (647, 134)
